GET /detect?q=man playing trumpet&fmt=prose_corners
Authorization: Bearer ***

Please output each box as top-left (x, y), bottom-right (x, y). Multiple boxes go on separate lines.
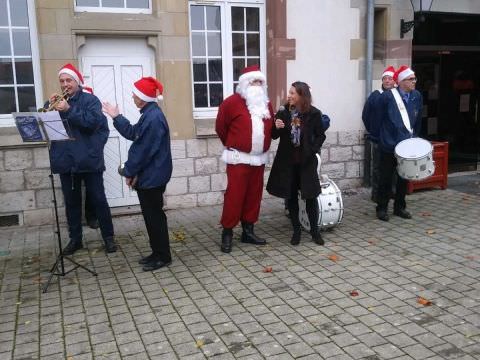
top-left (48, 63), bottom-right (116, 255)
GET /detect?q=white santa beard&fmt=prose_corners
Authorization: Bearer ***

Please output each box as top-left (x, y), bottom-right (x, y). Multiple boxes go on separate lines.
top-left (240, 85), bottom-right (270, 155)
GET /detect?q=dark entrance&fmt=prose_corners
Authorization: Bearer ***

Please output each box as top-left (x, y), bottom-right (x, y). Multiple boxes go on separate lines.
top-left (412, 12), bottom-right (480, 172)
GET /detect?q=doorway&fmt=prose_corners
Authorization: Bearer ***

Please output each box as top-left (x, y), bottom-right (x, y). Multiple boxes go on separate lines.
top-left (78, 37), bottom-right (155, 206)
top-left (413, 12), bottom-right (480, 172)
top-left (413, 51), bottom-right (480, 172)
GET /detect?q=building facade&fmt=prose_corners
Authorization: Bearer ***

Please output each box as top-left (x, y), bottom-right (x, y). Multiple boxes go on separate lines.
top-left (0, 0), bottom-right (479, 226)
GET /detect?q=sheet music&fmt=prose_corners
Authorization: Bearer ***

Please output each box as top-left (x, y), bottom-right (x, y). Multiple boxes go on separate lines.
top-left (38, 111), bottom-right (71, 141)
top-left (13, 112), bottom-right (45, 142)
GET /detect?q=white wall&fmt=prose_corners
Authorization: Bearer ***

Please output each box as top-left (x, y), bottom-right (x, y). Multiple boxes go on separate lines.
top-left (287, 0), bottom-right (364, 132)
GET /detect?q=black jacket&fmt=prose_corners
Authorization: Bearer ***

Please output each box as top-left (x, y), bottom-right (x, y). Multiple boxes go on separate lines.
top-left (266, 105), bottom-right (326, 199)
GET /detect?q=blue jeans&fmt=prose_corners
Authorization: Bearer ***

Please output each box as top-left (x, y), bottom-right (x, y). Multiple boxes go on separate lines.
top-left (60, 172), bottom-right (114, 244)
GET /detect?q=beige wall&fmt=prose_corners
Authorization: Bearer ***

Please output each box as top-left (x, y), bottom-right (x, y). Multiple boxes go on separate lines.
top-left (35, 0), bottom-right (194, 140)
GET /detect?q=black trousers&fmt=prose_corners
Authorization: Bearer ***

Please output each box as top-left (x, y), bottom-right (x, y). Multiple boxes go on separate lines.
top-left (84, 185), bottom-right (96, 222)
top-left (59, 172), bottom-right (114, 244)
top-left (369, 140), bottom-right (380, 201)
top-left (376, 149), bottom-right (407, 212)
top-left (287, 164), bottom-right (319, 232)
top-left (137, 186), bottom-right (171, 262)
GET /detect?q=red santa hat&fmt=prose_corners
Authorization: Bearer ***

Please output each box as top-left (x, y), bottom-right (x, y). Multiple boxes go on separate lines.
top-left (58, 63), bottom-right (84, 85)
top-left (132, 77), bottom-right (164, 102)
top-left (82, 86), bottom-right (94, 94)
top-left (382, 66), bottom-right (395, 79)
top-left (238, 65), bottom-right (266, 84)
top-left (394, 65), bottom-right (415, 83)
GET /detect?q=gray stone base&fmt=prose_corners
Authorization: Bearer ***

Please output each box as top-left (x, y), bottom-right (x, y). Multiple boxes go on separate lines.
top-left (0, 130), bottom-right (366, 225)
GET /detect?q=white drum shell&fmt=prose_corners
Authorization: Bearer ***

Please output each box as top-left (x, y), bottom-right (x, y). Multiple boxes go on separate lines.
top-left (394, 138), bottom-right (435, 180)
top-left (299, 177), bottom-right (344, 231)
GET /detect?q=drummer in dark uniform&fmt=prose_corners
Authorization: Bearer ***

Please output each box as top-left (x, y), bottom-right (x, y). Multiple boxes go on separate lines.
top-left (376, 65), bottom-right (423, 221)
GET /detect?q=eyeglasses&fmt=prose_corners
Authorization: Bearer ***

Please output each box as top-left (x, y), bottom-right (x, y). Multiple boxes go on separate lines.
top-left (404, 77), bottom-right (417, 82)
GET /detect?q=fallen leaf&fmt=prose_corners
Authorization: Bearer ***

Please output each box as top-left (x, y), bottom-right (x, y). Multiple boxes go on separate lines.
top-left (172, 230), bottom-right (186, 242)
top-left (16, 302), bottom-right (22, 305)
top-left (350, 290), bottom-right (359, 297)
top-left (462, 196), bottom-right (470, 201)
top-left (195, 339), bottom-right (204, 348)
top-left (421, 212), bottom-right (431, 217)
top-left (328, 254), bottom-right (339, 262)
top-left (417, 296), bottom-right (433, 306)
top-left (262, 266), bottom-right (273, 273)
top-left (32, 276), bottom-right (43, 284)
top-left (426, 229), bottom-right (436, 235)
top-left (367, 240), bottom-right (376, 245)
top-left (25, 320), bottom-right (31, 325)
top-left (465, 255), bottom-right (477, 261)
top-left (67, 356), bottom-right (74, 360)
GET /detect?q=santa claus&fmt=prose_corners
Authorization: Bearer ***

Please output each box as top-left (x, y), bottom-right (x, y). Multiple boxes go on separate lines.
top-left (215, 65), bottom-right (274, 253)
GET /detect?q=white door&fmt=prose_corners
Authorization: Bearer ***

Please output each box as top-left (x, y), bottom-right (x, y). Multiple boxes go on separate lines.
top-left (79, 38), bottom-right (155, 207)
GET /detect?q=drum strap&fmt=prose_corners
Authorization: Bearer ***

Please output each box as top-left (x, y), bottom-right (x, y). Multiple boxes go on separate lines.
top-left (392, 88), bottom-right (413, 134)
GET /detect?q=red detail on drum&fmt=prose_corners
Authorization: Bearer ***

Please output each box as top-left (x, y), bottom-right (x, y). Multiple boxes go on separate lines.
top-left (407, 141), bottom-right (449, 194)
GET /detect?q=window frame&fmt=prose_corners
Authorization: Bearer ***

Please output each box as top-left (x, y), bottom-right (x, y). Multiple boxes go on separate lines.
top-left (0, 0), bottom-right (43, 127)
top-left (74, 0), bottom-right (152, 14)
top-left (188, 0), bottom-right (266, 120)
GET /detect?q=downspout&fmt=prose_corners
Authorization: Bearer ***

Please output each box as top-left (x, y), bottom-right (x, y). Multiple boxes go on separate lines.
top-left (364, 0), bottom-right (375, 186)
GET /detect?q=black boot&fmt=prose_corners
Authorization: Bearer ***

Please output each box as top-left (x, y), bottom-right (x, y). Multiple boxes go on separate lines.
top-left (310, 227), bottom-right (324, 245)
top-left (104, 237), bottom-right (117, 253)
top-left (289, 205), bottom-right (302, 245)
top-left (394, 207), bottom-right (411, 219)
top-left (241, 222), bottom-right (266, 245)
top-left (306, 200), bottom-right (324, 245)
top-left (291, 227), bottom-right (301, 245)
top-left (221, 228), bottom-right (233, 253)
top-left (63, 240), bottom-right (83, 255)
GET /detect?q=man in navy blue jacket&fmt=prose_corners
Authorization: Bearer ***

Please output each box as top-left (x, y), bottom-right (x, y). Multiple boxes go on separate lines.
top-left (376, 65), bottom-right (423, 221)
top-left (102, 77), bottom-right (173, 272)
top-left (362, 66), bottom-right (396, 202)
top-left (49, 63), bottom-right (116, 255)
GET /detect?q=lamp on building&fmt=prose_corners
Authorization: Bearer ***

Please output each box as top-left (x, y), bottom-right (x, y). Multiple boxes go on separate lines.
top-left (400, 0), bottom-right (434, 38)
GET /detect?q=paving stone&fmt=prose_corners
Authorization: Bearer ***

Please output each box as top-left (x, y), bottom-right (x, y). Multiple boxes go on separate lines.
top-left (0, 190), bottom-right (479, 359)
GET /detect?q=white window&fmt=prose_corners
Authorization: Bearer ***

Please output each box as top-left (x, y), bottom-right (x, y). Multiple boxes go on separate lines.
top-left (189, 0), bottom-right (266, 119)
top-left (0, 0), bottom-right (42, 127)
top-left (74, 0), bottom-right (152, 14)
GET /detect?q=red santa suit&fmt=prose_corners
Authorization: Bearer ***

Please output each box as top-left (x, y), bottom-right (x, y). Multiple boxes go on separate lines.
top-left (215, 67), bottom-right (274, 229)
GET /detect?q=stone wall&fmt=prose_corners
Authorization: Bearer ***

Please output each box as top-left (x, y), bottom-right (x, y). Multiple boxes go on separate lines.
top-left (0, 143), bottom-right (64, 226)
top-left (163, 130), bottom-right (365, 209)
top-left (0, 130), bottom-right (364, 226)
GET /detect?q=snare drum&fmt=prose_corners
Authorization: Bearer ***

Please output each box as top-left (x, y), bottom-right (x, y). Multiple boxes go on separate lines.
top-left (299, 176), bottom-right (344, 231)
top-left (394, 138), bottom-right (435, 180)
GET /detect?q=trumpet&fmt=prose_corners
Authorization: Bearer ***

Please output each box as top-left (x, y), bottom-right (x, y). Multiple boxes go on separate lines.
top-left (38, 89), bottom-right (70, 112)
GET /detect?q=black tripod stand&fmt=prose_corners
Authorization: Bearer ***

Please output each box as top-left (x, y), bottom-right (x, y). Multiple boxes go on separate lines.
top-left (39, 122), bottom-right (97, 293)
top-left (42, 168), bottom-right (97, 293)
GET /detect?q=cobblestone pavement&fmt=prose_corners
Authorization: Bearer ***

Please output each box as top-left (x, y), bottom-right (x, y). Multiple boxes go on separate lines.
top-left (1, 187), bottom-right (479, 360)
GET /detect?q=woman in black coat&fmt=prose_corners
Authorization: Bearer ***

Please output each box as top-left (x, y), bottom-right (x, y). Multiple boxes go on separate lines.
top-left (266, 82), bottom-right (326, 245)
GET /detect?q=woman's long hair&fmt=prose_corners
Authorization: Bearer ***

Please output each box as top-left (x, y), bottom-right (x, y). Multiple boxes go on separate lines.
top-left (291, 81), bottom-right (312, 113)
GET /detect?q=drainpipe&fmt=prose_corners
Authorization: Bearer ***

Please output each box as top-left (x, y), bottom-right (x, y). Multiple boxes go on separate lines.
top-left (364, 0), bottom-right (375, 186)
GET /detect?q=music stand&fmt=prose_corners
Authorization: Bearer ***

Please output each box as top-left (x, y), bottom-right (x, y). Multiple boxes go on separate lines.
top-left (14, 112), bottom-right (97, 293)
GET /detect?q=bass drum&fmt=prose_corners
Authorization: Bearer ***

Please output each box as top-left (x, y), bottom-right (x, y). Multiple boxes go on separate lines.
top-left (299, 176), bottom-right (344, 231)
